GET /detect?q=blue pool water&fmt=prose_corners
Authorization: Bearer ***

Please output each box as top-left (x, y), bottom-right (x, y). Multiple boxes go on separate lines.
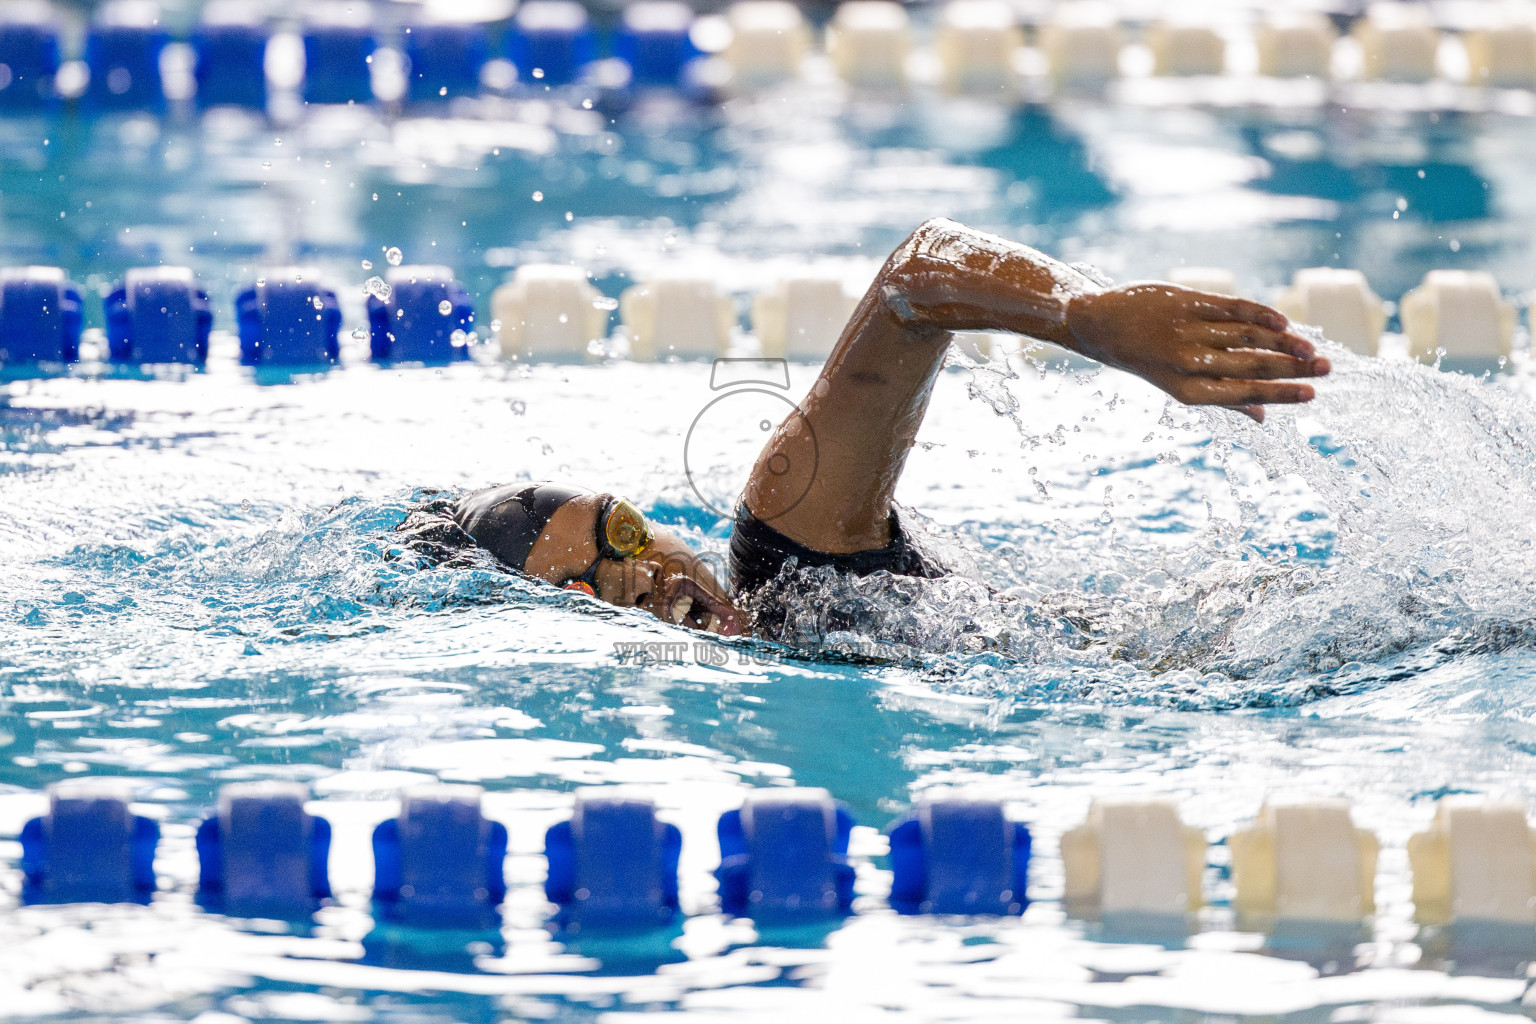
top-left (9, 24), bottom-right (1536, 1022)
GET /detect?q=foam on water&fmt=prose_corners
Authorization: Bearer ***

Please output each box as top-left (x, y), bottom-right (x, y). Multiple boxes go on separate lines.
top-left (748, 337), bottom-right (1536, 713)
top-left (14, 336), bottom-right (1535, 719)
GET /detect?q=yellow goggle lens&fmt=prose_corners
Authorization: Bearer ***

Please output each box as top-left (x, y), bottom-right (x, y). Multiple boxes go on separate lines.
top-left (603, 499), bottom-right (653, 559)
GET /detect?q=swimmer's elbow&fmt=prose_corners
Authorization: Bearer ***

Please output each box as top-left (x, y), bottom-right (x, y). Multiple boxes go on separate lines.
top-left (907, 217), bottom-right (966, 244)
top-left (879, 218), bottom-right (972, 326)
top-left (894, 219), bottom-right (969, 272)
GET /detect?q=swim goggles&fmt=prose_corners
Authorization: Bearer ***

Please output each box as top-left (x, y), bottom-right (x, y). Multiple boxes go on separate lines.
top-left (563, 496), bottom-right (655, 596)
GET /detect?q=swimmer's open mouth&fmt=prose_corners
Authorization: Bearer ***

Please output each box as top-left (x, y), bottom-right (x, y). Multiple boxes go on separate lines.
top-left (663, 579), bottom-right (743, 637)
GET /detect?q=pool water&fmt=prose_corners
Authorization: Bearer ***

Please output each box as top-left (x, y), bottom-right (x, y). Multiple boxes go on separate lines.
top-left (7, 48), bottom-right (1536, 1024)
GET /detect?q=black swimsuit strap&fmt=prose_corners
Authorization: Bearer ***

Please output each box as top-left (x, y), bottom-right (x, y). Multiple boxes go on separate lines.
top-left (728, 504), bottom-right (946, 598)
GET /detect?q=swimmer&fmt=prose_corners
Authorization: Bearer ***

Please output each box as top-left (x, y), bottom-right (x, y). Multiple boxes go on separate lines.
top-left (400, 219), bottom-right (1330, 638)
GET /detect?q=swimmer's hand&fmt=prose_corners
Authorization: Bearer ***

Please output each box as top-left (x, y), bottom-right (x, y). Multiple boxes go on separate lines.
top-left (1063, 284), bottom-right (1330, 423)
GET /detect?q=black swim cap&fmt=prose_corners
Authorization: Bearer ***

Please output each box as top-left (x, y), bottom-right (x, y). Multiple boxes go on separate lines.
top-left (453, 482), bottom-right (591, 571)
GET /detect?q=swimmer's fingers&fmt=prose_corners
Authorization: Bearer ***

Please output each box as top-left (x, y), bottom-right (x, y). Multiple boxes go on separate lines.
top-left (1165, 376), bottom-right (1316, 409)
top-left (1180, 321), bottom-right (1321, 361)
top-left (1169, 341), bottom-right (1330, 381)
top-left (1189, 294), bottom-right (1289, 332)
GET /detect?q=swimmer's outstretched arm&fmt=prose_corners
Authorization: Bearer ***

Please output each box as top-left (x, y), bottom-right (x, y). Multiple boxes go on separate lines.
top-left (744, 218), bottom-right (1330, 555)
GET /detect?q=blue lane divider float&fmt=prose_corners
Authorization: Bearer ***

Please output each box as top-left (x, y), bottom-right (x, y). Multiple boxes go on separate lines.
top-left (0, 2), bottom-right (61, 111)
top-left (106, 267), bottom-right (212, 365)
top-left (404, 17), bottom-right (490, 104)
top-left (196, 781), bottom-right (332, 916)
top-left (26, 783), bottom-right (1536, 934)
top-left (0, 266), bottom-right (82, 364)
top-left (192, 2), bottom-right (270, 110)
top-left (303, 3), bottom-right (376, 106)
top-left (236, 270), bottom-right (341, 367)
top-left (369, 266), bottom-right (475, 364)
top-left (372, 785), bottom-right (508, 926)
top-left (888, 798), bottom-right (1030, 916)
top-left (717, 788), bottom-right (856, 920)
top-left (614, 2), bottom-right (702, 87)
top-left (545, 790), bottom-right (682, 929)
top-left (84, 0), bottom-right (170, 112)
top-left (20, 783), bottom-right (158, 905)
top-left (506, 1), bottom-right (597, 86)
top-left (4, 782), bottom-right (1043, 924)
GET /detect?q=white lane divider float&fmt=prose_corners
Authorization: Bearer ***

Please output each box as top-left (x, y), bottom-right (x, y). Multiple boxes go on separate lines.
top-left (1355, 2), bottom-right (1442, 83)
top-left (1041, 1), bottom-right (1121, 89)
top-left (1060, 797), bottom-right (1206, 918)
top-left (492, 264), bottom-right (610, 361)
top-left (724, 0), bottom-right (809, 88)
top-left (753, 271), bottom-right (860, 360)
top-left (1257, 10), bottom-right (1337, 80)
top-left (620, 272), bottom-right (736, 360)
top-left (826, 1), bottom-right (911, 91)
top-left (1466, 10), bottom-right (1536, 88)
top-left (1149, 15), bottom-right (1227, 77)
top-left (1409, 796), bottom-right (1536, 925)
top-left (1230, 798), bottom-right (1378, 923)
top-left (1276, 267), bottom-right (1387, 356)
top-left (935, 0), bottom-right (1023, 96)
top-left (1400, 268), bottom-right (1516, 367)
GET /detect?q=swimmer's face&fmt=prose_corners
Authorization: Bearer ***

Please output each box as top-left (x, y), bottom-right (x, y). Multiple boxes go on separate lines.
top-left (523, 493), bottom-right (743, 636)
